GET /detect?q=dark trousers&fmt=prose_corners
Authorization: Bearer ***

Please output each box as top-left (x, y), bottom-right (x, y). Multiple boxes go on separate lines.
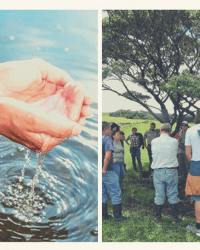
top-left (147, 144), bottom-right (153, 171)
top-left (178, 153), bottom-right (190, 182)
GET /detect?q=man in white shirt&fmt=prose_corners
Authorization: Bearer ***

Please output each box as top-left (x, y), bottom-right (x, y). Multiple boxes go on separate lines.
top-left (185, 109), bottom-right (200, 236)
top-left (151, 123), bottom-right (180, 223)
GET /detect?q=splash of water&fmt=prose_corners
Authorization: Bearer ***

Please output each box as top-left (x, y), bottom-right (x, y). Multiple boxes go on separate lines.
top-left (19, 148), bottom-right (31, 183)
top-left (2, 150), bottom-right (46, 222)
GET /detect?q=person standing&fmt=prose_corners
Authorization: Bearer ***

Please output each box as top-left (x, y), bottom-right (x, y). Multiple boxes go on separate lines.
top-left (185, 110), bottom-right (200, 236)
top-left (125, 127), bottom-right (143, 172)
top-left (143, 123), bottom-right (160, 172)
top-left (177, 121), bottom-right (190, 197)
top-left (151, 123), bottom-right (180, 223)
top-left (102, 122), bottom-right (128, 222)
top-left (112, 130), bottom-right (125, 191)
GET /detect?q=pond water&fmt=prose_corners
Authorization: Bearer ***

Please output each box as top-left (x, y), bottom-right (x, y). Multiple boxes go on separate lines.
top-left (0, 10), bottom-right (98, 242)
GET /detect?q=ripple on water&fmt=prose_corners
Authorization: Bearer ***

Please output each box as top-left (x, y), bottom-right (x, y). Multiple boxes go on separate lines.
top-left (0, 110), bottom-right (98, 242)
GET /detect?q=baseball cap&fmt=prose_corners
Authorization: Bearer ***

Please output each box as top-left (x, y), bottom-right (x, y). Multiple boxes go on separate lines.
top-left (181, 121), bottom-right (188, 125)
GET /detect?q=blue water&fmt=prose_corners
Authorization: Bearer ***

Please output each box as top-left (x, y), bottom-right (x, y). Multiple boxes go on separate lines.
top-left (0, 10), bottom-right (98, 242)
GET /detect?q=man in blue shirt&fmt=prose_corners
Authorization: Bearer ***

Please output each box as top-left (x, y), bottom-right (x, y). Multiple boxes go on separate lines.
top-left (102, 122), bottom-right (129, 222)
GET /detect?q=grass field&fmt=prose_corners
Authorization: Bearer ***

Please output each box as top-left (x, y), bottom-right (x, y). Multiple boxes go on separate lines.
top-left (102, 114), bottom-right (199, 242)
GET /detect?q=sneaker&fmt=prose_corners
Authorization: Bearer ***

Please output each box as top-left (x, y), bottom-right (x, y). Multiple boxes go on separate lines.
top-left (187, 225), bottom-right (200, 236)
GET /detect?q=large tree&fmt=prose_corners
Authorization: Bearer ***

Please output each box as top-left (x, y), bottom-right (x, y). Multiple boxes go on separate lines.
top-left (103, 10), bottom-right (200, 134)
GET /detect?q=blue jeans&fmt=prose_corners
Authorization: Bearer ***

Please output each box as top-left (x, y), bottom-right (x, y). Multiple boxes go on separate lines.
top-left (189, 161), bottom-right (200, 201)
top-left (153, 168), bottom-right (179, 205)
top-left (113, 162), bottom-right (125, 190)
top-left (130, 147), bottom-right (142, 170)
top-left (102, 171), bottom-right (122, 205)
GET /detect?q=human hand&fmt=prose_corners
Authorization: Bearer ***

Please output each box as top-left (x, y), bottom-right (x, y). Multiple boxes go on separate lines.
top-left (0, 58), bottom-right (93, 109)
top-left (0, 59), bottom-right (93, 152)
top-left (102, 169), bottom-right (107, 175)
top-left (32, 80), bottom-right (93, 126)
top-left (0, 97), bottom-right (83, 152)
top-left (0, 58), bottom-right (73, 103)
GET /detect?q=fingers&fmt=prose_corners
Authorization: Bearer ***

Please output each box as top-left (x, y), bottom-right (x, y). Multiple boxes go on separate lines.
top-left (0, 97), bottom-right (83, 152)
top-left (61, 81), bottom-right (85, 122)
top-left (80, 105), bottom-right (92, 118)
top-left (35, 58), bottom-right (73, 86)
top-left (78, 118), bottom-right (86, 126)
top-left (29, 109), bottom-right (82, 139)
top-left (83, 95), bottom-right (94, 105)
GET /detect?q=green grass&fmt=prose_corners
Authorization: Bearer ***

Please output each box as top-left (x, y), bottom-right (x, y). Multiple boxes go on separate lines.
top-left (102, 114), bottom-right (199, 242)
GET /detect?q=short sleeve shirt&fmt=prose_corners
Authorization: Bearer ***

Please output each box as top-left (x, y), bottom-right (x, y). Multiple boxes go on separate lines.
top-left (144, 129), bottom-right (160, 145)
top-left (102, 134), bottom-right (114, 171)
top-left (185, 124), bottom-right (200, 161)
top-left (151, 133), bottom-right (178, 169)
top-left (126, 134), bottom-right (140, 148)
top-left (113, 140), bottom-right (124, 163)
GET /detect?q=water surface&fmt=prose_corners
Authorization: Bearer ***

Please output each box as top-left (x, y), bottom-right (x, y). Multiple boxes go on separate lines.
top-left (0, 10), bottom-right (98, 242)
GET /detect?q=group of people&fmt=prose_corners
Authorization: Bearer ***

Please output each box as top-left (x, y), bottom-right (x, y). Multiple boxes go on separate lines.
top-left (102, 109), bottom-right (200, 236)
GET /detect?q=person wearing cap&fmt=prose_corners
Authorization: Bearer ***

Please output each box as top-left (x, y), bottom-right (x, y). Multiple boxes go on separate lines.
top-left (143, 123), bottom-right (160, 172)
top-left (185, 110), bottom-right (200, 236)
top-left (177, 121), bottom-right (190, 197)
top-left (125, 127), bottom-right (144, 172)
top-left (102, 122), bottom-right (129, 222)
top-left (151, 123), bottom-right (180, 223)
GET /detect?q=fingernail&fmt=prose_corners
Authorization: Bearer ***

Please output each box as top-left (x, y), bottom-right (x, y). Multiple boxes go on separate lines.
top-left (71, 124), bottom-right (82, 136)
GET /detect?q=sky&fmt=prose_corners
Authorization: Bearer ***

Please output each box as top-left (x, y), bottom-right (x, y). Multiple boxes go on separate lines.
top-left (102, 79), bottom-right (175, 113)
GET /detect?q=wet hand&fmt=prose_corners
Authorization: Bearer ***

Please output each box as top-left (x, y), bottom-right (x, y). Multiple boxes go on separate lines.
top-left (32, 80), bottom-right (93, 126)
top-left (0, 97), bottom-right (83, 152)
top-left (0, 58), bottom-right (93, 109)
top-left (0, 59), bottom-right (93, 152)
top-left (0, 58), bottom-right (73, 102)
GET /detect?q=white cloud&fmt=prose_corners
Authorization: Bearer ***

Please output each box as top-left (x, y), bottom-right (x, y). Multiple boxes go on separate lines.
top-left (64, 47), bottom-right (69, 51)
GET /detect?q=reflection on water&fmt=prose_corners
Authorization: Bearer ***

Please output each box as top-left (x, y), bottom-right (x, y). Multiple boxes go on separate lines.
top-left (0, 10), bottom-right (98, 242)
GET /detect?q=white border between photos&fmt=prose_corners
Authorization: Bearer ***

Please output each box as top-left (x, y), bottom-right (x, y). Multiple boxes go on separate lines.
top-left (1, 0), bottom-right (200, 249)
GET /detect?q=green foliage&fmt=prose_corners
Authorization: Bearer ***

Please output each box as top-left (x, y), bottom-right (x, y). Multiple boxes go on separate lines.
top-left (109, 109), bottom-right (155, 120)
top-left (160, 70), bottom-right (200, 99)
top-left (103, 10), bottom-right (200, 130)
